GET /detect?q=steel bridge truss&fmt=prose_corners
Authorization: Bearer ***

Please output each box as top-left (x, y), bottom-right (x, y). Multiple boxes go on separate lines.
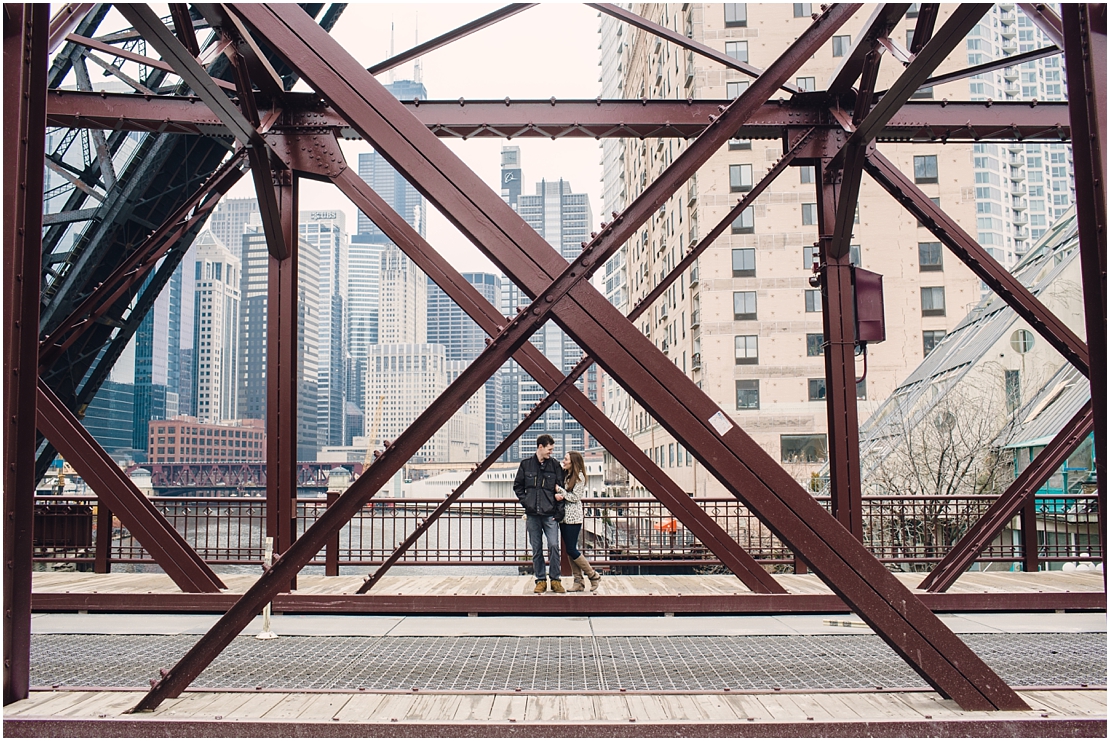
top-left (4, 2), bottom-right (1105, 713)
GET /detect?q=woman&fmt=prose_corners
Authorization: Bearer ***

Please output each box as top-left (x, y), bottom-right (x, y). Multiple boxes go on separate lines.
top-left (555, 450), bottom-right (601, 592)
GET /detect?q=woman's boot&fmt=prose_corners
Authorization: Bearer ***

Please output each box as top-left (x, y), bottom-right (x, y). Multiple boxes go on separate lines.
top-left (573, 555), bottom-right (601, 591)
top-left (568, 558), bottom-right (585, 592)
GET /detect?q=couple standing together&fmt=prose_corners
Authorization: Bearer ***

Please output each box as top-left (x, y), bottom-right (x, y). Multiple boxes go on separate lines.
top-left (513, 434), bottom-right (602, 594)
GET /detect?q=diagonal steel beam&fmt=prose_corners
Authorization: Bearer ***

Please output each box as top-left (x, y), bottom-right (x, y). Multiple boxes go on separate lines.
top-left (4, 2), bottom-right (49, 704)
top-left (226, 2), bottom-right (1025, 711)
top-left (827, 3), bottom-right (910, 95)
top-left (116, 4), bottom-right (288, 259)
top-left (589, 3), bottom-right (801, 94)
top-left (38, 149), bottom-right (247, 369)
top-left (353, 131), bottom-right (808, 595)
top-left (329, 165), bottom-right (784, 595)
top-left (1018, 3), bottom-right (1065, 48)
top-left (195, 2), bottom-right (284, 98)
top-left (897, 45), bottom-right (1061, 95)
top-left (36, 382), bottom-right (225, 593)
top-left (169, 3), bottom-right (200, 58)
top-left (65, 32), bottom-right (239, 91)
top-left (48, 3), bottom-right (95, 54)
top-left (864, 149), bottom-right (1090, 377)
top-left (1061, 3), bottom-right (1106, 577)
top-left (909, 3), bottom-right (939, 54)
top-left (920, 402), bottom-right (1095, 592)
top-left (367, 4), bottom-right (537, 77)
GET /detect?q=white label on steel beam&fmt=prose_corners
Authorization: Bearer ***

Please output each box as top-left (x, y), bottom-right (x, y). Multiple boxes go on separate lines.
top-left (709, 411), bottom-right (734, 437)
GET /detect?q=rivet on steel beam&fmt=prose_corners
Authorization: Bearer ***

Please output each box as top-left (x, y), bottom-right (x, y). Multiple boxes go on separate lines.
top-left (458, 97), bottom-right (465, 106)
top-left (504, 97), bottom-right (510, 106)
top-left (550, 96), bottom-right (556, 105)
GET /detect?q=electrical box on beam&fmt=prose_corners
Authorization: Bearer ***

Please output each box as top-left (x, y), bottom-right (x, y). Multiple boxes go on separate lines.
top-left (852, 267), bottom-right (886, 346)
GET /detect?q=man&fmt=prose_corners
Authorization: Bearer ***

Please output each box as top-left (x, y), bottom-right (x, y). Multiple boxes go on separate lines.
top-left (513, 434), bottom-right (566, 593)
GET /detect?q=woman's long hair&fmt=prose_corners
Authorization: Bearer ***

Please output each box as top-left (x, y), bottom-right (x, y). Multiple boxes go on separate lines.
top-left (565, 450), bottom-right (586, 492)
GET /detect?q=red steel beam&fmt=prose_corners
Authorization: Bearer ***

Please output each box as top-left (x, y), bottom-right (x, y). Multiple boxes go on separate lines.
top-left (920, 402), bottom-right (1096, 592)
top-left (43, 90), bottom-right (1074, 143)
top-left (864, 150), bottom-right (1090, 377)
top-left (169, 4), bottom-right (200, 58)
top-left (35, 382), bottom-right (225, 594)
top-left (826, 3), bottom-right (909, 95)
top-left (229, 2), bottom-right (1025, 711)
top-left (64, 32), bottom-right (239, 92)
top-left (909, 4), bottom-right (940, 54)
top-left (266, 167), bottom-right (299, 592)
top-left (366, 4), bottom-right (537, 77)
top-left (3, 3), bottom-right (49, 705)
top-left (1018, 3), bottom-right (1065, 48)
top-left (1061, 4), bottom-right (1106, 578)
top-left (38, 149), bottom-right (248, 369)
top-left (816, 160), bottom-right (865, 541)
top-left (589, 3), bottom-right (802, 94)
top-left (328, 164), bottom-right (784, 596)
top-left (48, 3), bottom-right (95, 54)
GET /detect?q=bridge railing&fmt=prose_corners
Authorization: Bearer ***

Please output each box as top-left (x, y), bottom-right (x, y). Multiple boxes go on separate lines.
top-left (31, 493), bottom-right (1101, 573)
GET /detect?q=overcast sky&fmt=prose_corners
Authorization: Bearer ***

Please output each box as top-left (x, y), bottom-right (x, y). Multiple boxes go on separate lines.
top-left (228, 2), bottom-right (607, 273)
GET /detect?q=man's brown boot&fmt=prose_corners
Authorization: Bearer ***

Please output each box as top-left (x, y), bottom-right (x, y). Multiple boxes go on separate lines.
top-left (533, 580), bottom-right (547, 594)
top-left (549, 579), bottom-right (566, 594)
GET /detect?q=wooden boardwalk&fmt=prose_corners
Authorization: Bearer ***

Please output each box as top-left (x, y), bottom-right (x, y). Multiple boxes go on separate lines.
top-left (4, 688), bottom-right (1105, 736)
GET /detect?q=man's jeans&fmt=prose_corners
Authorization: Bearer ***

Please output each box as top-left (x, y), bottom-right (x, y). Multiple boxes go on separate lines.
top-left (526, 514), bottom-right (561, 581)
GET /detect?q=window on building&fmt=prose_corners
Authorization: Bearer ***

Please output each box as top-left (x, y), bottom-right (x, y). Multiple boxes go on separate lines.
top-left (736, 379), bottom-right (760, 409)
top-left (856, 379), bottom-right (867, 400)
top-left (796, 76), bottom-right (816, 92)
top-left (793, 3), bottom-right (812, 17)
top-left (850, 244), bottom-right (862, 267)
top-left (730, 163), bottom-right (753, 192)
top-left (725, 41), bottom-right (748, 63)
top-left (914, 155), bottom-right (939, 183)
top-left (917, 196), bottom-right (941, 227)
top-left (800, 165), bottom-right (816, 184)
top-left (734, 335), bottom-right (759, 364)
top-left (729, 136), bottom-right (752, 150)
top-left (923, 330), bottom-right (946, 358)
top-left (921, 286), bottom-right (946, 316)
top-left (802, 203), bottom-right (818, 225)
top-left (731, 207), bottom-right (755, 234)
top-left (724, 3), bottom-right (747, 27)
top-left (805, 289), bottom-right (822, 313)
top-left (806, 333), bottom-right (825, 356)
top-left (1005, 369), bottom-right (1021, 413)
top-left (918, 242), bottom-right (943, 271)
top-left (781, 434), bottom-right (828, 463)
top-left (726, 81), bottom-right (749, 100)
top-left (832, 35), bottom-right (851, 57)
top-left (803, 245), bottom-right (818, 270)
top-left (808, 378), bottom-right (827, 401)
top-left (732, 248), bottom-right (756, 277)
top-left (911, 85), bottom-right (934, 99)
top-left (733, 291), bottom-right (757, 320)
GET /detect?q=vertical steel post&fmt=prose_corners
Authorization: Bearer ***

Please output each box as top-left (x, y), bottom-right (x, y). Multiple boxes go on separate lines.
top-left (325, 491), bottom-right (339, 577)
top-left (94, 502), bottom-right (112, 574)
top-left (3, 3), bottom-right (48, 705)
top-left (1062, 4), bottom-right (1106, 583)
top-left (816, 162), bottom-right (865, 540)
top-left (1021, 496), bottom-right (1040, 574)
top-left (266, 167), bottom-right (298, 591)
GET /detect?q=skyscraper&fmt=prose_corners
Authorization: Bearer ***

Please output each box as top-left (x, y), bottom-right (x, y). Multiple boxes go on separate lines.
top-left (513, 172), bottom-right (594, 457)
top-left (239, 218), bottom-right (322, 462)
top-left (378, 242), bottom-right (426, 345)
top-left (427, 272), bottom-right (503, 457)
top-left (132, 258), bottom-right (186, 449)
top-left (599, 4), bottom-right (982, 495)
top-left (207, 197), bottom-right (259, 257)
top-left (191, 231), bottom-right (241, 423)
top-left (300, 209), bottom-right (348, 448)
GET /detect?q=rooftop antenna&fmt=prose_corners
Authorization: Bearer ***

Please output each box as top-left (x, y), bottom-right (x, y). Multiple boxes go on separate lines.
top-left (389, 19), bottom-right (395, 83)
top-left (413, 14), bottom-right (422, 84)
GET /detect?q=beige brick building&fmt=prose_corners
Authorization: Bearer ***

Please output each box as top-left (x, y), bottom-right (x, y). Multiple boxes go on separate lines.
top-left (598, 4), bottom-right (984, 495)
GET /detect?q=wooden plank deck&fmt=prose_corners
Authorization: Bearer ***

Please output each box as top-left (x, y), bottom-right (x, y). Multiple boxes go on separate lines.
top-left (4, 688), bottom-right (1105, 736)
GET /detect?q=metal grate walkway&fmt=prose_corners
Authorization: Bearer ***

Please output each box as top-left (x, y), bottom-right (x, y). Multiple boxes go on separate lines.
top-left (31, 633), bottom-right (1105, 692)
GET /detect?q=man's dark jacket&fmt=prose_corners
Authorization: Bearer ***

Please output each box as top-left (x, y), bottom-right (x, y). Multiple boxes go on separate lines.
top-left (513, 454), bottom-right (565, 517)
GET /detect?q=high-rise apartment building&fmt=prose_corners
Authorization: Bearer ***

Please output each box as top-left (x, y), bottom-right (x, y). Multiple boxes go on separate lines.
top-left (191, 231), bottom-right (241, 423)
top-left (960, 4), bottom-right (1073, 265)
top-left (599, 4), bottom-right (982, 494)
top-left (427, 272), bottom-right (503, 457)
top-left (513, 172), bottom-right (595, 458)
top-left (367, 343), bottom-right (448, 462)
top-left (238, 218), bottom-right (322, 462)
top-left (132, 256), bottom-right (188, 449)
top-left (300, 209), bottom-right (348, 448)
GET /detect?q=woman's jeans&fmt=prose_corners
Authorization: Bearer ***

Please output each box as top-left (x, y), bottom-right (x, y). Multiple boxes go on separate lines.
top-left (560, 522), bottom-right (582, 560)
top-left (526, 515), bottom-right (561, 581)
